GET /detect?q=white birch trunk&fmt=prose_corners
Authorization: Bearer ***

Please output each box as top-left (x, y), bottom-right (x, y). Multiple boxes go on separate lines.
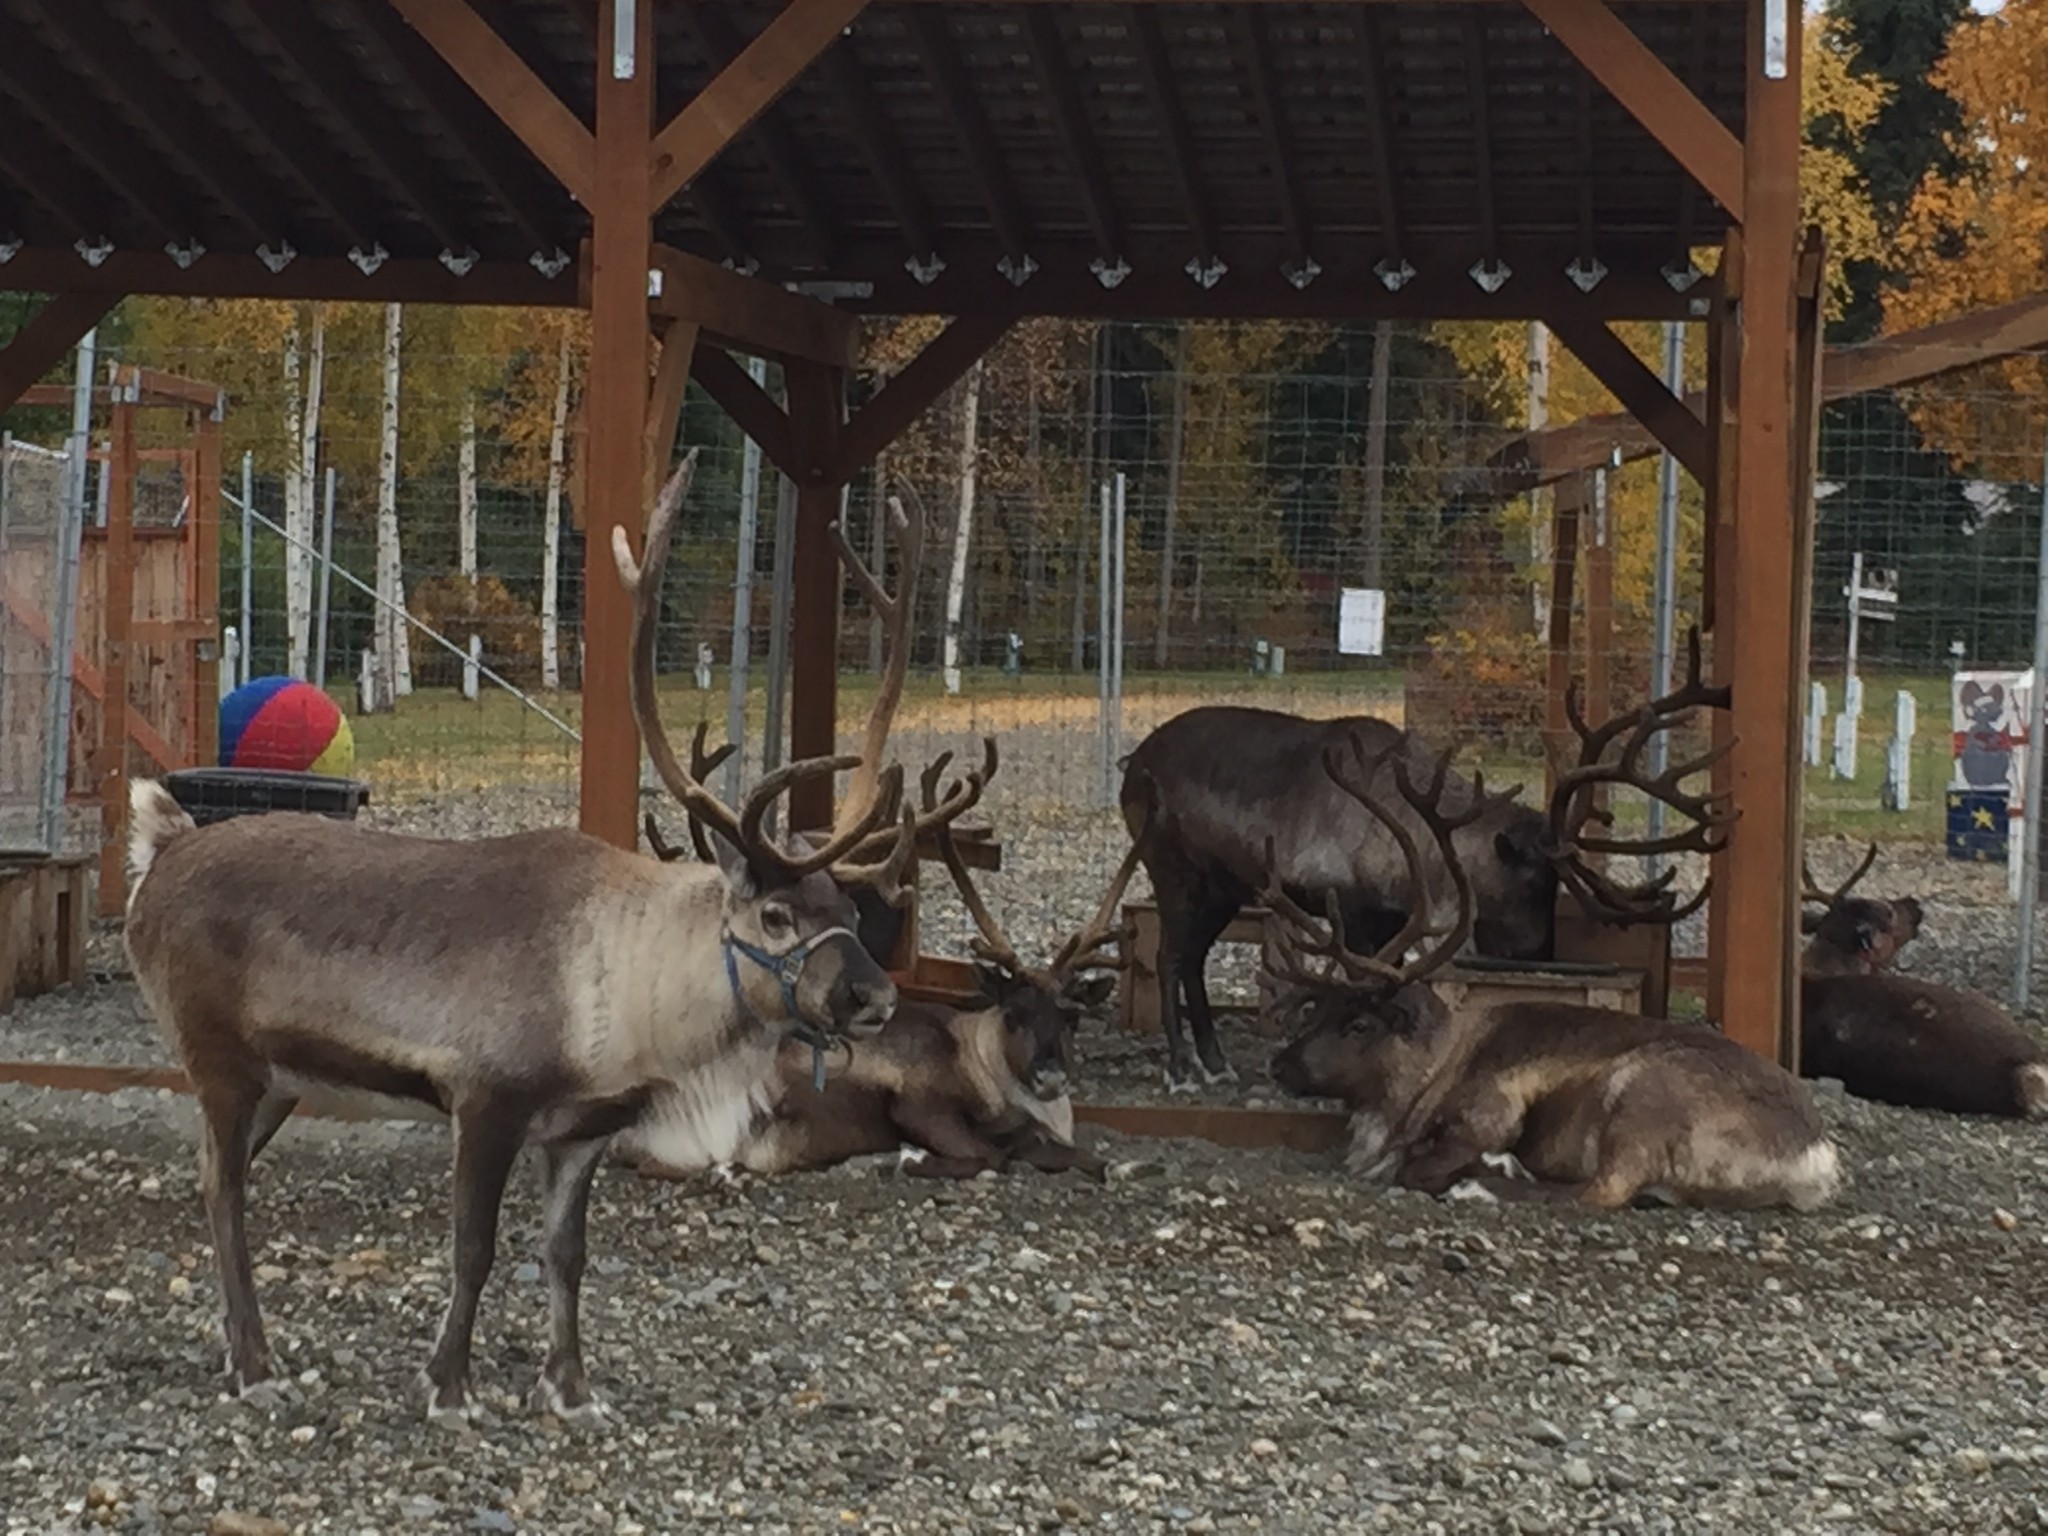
top-left (373, 302), bottom-right (406, 708)
top-left (281, 319), bottom-right (307, 677)
top-left (941, 357), bottom-right (984, 696)
top-left (296, 309), bottom-right (326, 679)
top-left (1527, 320), bottom-right (1552, 632)
top-left (458, 393), bottom-right (479, 589)
top-left (540, 329), bottom-right (572, 691)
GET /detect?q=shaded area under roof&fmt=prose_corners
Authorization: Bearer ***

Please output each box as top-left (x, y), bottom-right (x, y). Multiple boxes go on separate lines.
top-left (0, 0), bottom-right (1741, 318)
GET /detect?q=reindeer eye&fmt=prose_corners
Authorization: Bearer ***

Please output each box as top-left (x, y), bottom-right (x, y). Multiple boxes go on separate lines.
top-left (760, 904), bottom-right (794, 939)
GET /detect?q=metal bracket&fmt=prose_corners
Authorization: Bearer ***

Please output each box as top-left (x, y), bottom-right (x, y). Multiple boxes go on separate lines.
top-left (1469, 257), bottom-right (1512, 294)
top-left (997, 252), bottom-right (1039, 286)
top-left (438, 247), bottom-right (479, 277)
top-left (0, 236), bottom-right (19, 264)
top-left (1281, 256), bottom-right (1322, 290)
top-left (530, 247), bottom-right (572, 279)
top-left (905, 251), bottom-right (946, 285)
top-left (257, 241), bottom-right (297, 273)
top-left (1186, 254), bottom-right (1227, 289)
top-left (75, 236), bottom-right (113, 268)
top-left (165, 239), bottom-right (206, 270)
top-left (1565, 255), bottom-right (1607, 293)
top-left (1090, 256), bottom-right (1131, 290)
top-left (1374, 257), bottom-right (1415, 292)
top-left (1663, 257), bottom-right (1704, 293)
top-left (348, 243), bottom-right (389, 276)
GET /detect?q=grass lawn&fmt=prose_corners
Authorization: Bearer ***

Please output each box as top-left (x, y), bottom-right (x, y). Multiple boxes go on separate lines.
top-left (334, 663), bottom-right (1967, 845)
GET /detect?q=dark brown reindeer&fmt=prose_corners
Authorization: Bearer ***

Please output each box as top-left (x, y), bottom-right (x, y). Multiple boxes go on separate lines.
top-left (1262, 735), bottom-right (1840, 1212)
top-left (1800, 845), bottom-right (2046, 1117)
top-left (630, 749), bottom-right (1145, 1182)
top-left (1123, 628), bottom-right (1731, 1090)
top-left (121, 449), bottom-right (930, 1429)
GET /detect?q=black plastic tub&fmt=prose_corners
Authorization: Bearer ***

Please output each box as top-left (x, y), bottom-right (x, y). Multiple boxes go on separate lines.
top-left (162, 767), bottom-right (372, 828)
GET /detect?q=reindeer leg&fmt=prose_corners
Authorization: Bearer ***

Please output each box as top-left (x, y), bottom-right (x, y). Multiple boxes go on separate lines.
top-left (421, 1096), bottom-right (530, 1427)
top-left (1179, 897), bottom-right (1242, 1086)
top-left (1005, 1130), bottom-right (1109, 1183)
top-left (534, 1135), bottom-right (612, 1428)
top-left (196, 1077), bottom-right (279, 1403)
top-left (246, 1089), bottom-right (298, 1166)
top-left (892, 1105), bottom-right (1007, 1179)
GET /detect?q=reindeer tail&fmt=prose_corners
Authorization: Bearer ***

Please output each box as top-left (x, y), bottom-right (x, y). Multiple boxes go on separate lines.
top-left (2017, 1063), bottom-right (2048, 1119)
top-left (127, 780), bottom-right (196, 891)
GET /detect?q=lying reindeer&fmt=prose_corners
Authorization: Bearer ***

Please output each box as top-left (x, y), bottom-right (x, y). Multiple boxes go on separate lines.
top-left (1262, 728), bottom-right (1840, 1213)
top-left (1121, 626), bottom-right (1731, 1091)
top-left (631, 751), bottom-right (1148, 1182)
top-left (121, 450), bottom-right (988, 1428)
top-left (1800, 845), bottom-right (2047, 1118)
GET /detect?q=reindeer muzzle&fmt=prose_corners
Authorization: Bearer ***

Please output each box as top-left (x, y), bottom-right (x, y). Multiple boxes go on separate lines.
top-left (724, 924), bottom-right (884, 1044)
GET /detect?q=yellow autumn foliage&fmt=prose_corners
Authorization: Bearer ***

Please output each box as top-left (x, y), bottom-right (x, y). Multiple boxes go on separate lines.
top-left (1886, 0), bottom-right (2048, 480)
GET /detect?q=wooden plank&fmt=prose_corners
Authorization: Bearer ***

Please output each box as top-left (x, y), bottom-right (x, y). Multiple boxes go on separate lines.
top-left (785, 360), bottom-right (845, 833)
top-left (96, 398), bottom-right (138, 917)
top-left (648, 245), bottom-right (859, 370)
top-left (1703, 245), bottom-right (1738, 1025)
top-left (689, 346), bottom-right (803, 480)
top-left (1072, 1102), bottom-right (1351, 1154)
top-left (0, 585), bottom-right (180, 770)
top-left (1521, 0), bottom-right (1744, 222)
top-left (1546, 310), bottom-right (1710, 485)
top-left (648, 0), bottom-right (873, 216)
top-left (643, 320), bottom-right (701, 507)
top-left (1719, 0), bottom-right (1801, 1064)
top-left (831, 314), bottom-right (1014, 483)
top-left (0, 249), bottom-right (574, 307)
top-left (0, 292), bottom-right (118, 413)
top-left (387, 0), bottom-right (596, 206)
top-left (576, 0), bottom-right (655, 852)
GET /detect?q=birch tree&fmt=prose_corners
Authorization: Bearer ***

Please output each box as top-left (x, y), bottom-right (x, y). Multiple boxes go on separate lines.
top-left (372, 302), bottom-right (408, 707)
top-left (281, 307), bottom-right (328, 679)
top-left (941, 357), bottom-right (984, 694)
top-left (539, 327), bottom-right (573, 691)
top-left (458, 393), bottom-right (479, 589)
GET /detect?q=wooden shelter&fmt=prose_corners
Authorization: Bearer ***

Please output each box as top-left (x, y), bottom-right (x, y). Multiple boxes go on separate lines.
top-left (0, 0), bottom-right (1814, 1065)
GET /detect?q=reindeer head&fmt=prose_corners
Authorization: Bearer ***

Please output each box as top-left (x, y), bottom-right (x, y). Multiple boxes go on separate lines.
top-left (1801, 842), bottom-right (1923, 977)
top-left (1539, 626), bottom-right (1739, 930)
top-left (926, 748), bottom-right (1147, 1103)
top-left (615, 453), bottom-right (913, 1049)
top-left (1263, 738), bottom-right (1515, 1176)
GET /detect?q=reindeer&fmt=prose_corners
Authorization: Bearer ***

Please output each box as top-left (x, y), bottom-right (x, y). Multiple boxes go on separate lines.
top-left (120, 450), bottom-right (956, 1428)
top-left (1799, 845), bottom-right (2047, 1117)
top-left (1123, 628), bottom-right (1731, 1090)
top-left (1262, 720), bottom-right (1838, 1212)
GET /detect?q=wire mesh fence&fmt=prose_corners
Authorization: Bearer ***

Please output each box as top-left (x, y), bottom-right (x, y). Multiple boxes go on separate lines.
top-left (5, 305), bottom-right (2043, 958)
top-left (0, 437), bottom-right (78, 855)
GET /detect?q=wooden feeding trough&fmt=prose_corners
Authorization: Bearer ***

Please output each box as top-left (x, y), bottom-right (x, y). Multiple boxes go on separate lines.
top-left (0, 853), bottom-right (91, 1016)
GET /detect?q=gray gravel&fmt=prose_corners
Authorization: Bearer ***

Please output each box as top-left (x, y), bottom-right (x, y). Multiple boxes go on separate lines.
top-left (3, 1076), bottom-right (2048, 1535)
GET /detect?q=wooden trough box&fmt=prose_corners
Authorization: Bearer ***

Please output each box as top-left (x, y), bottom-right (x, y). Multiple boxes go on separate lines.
top-left (0, 853), bottom-right (91, 1016)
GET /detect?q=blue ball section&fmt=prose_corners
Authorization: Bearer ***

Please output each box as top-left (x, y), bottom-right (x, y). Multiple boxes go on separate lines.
top-left (219, 675), bottom-right (295, 767)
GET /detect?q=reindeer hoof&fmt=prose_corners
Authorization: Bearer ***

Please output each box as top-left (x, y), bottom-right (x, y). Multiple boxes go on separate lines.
top-left (1164, 1073), bottom-right (1200, 1096)
top-left (234, 1378), bottom-right (292, 1413)
top-left (419, 1371), bottom-right (476, 1430)
top-left (1198, 1061), bottom-right (1239, 1087)
top-left (1445, 1179), bottom-right (1502, 1205)
top-left (1480, 1152), bottom-right (1535, 1182)
top-left (538, 1380), bottom-right (614, 1430)
top-left (895, 1145), bottom-right (930, 1173)
top-left (710, 1162), bottom-right (744, 1188)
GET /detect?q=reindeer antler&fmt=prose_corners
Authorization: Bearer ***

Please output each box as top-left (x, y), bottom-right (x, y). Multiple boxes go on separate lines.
top-left (1045, 784), bottom-right (1153, 984)
top-left (831, 487), bottom-right (926, 837)
top-left (1803, 841), bottom-right (1879, 911)
top-left (614, 451), bottom-right (915, 886)
top-left (644, 722), bottom-right (739, 863)
top-left (1263, 737), bottom-right (1517, 996)
top-left (1544, 625), bottom-right (1738, 926)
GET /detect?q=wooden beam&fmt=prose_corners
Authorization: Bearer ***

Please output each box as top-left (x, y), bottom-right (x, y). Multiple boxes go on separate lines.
top-left (1235, 6), bottom-right (1310, 265)
top-left (1542, 474), bottom-right (1585, 800)
top-left (0, 292), bottom-right (117, 413)
top-left (1024, 10), bottom-right (1122, 265)
top-left (1520, 0), bottom-right (1745, 223)
top-left (1718, 0), bottom-right (1801, 1063)
top-left (1129, 7), bottom-right (1220, 267)
top-left (785, 360), bottom-right (845, 832)
top-left (577, 0), bottom-right (655, 851)
top-left (0, 43), bottom-right (185, 244)
top-left (906, 9), bottom-right (1034, 274)
top-left (648, 0), bottom-right (871, 217)
top-left (1463, 14), bottom-right (1498, 257)
top-left (1546, 310), bottom-right (1710, 484)
top-left (815, 44), bottom-right (942, 267)
top-left (1356, 12), bottom-right (1404, 257)
top-left (646, 244), bottom-right (858, 369)
top-left (644, 320), bottom-right (701, 506)
top-left (832, 313), bottom-right (1015, 484)
top-left (386, 0), bottom-right (596, 208)
top-left (1703, 238), bottom-right (1738, 1024)
top-left (0, 249), bottom-right (573, 307)
top-left (96, 393), bottom-right (139, 918)
top-left (0, 583), bottom-right (180, 769)
top-left (690, 346), bottom-right (804, 481)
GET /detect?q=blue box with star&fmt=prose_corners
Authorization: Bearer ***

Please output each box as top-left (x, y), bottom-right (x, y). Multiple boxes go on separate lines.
top-left (1947, 788), bottom-right (2011, 863)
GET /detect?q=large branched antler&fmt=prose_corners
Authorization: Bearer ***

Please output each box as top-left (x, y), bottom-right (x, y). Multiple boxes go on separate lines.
top-left (1263, 736), bottom-right (1517, 996)
top-left (1802, 841), bottom-right (1879, 913)
top-left (613, 451), bottom-right (915, 885)
top-left (831, 486), bottom-right (926, 837)
top-left (1544, 625), bottom-right (1738, 926)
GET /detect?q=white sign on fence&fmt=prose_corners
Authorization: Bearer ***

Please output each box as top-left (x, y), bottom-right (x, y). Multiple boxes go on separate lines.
top-left (1338, 588), bottom-right (1386, 657)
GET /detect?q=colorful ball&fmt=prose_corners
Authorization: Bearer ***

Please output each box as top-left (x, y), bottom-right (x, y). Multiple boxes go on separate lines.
top-left (219, 676), bottom-right (355, 775)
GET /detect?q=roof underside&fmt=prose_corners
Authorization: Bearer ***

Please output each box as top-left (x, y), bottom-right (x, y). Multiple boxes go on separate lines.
top-left (0, 0), bottom-right (1746, 318)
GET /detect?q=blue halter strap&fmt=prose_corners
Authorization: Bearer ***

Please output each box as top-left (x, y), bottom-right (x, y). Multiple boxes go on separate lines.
top-left (723, 923), bottom-right (859, 1090)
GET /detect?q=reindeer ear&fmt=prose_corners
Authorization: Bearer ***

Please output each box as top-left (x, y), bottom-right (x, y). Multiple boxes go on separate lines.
top-left (711, 837), bottom-right (758, 897)
top-left (972, 960), bottom-right (1014, 1002)
top-left (1896, 896), bottom-right (1924, 936)
top-left (1854, 915), bottom-right (1883, 953)
top-left (1380, 987), bottom-right (1434, 1037)
top-left (1069, 973), bottom-right (1116, 1009)
top-left (1495, 830), bottom-right (1531, 868)
top-left (1800, 908), bottom-right (1825, 935)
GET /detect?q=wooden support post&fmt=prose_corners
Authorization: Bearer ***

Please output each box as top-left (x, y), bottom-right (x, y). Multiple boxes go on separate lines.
top-left (576, 0), bottom-right (655, 850)
top-left (1704, 254), bottom-right (1739, 1025)
top-left (644, 320), bottom-right (700, 507)
top-left (97, 391), bottom-right (139, 918)
top-left (1543, 472), bottom-right (1585, 800)
top-left (191, 394), bottom-right (224, 764)
top-left (1717, 0), bottom-right (1802, 1062)
top-left (785, 360), bottom-right (846, 833)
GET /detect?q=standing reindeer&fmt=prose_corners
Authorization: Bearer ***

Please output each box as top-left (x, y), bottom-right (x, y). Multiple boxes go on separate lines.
top-left (1123, 628), bottom-right (1731, 1090)
top-left (121, 450), bottom-right (942, 1427)
top-left (1800, 846), bottom-right (2047, 1117)
top-left (1261, 732), bottom-right (1839, 1211)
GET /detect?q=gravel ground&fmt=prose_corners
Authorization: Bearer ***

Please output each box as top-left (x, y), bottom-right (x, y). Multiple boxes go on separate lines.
top-left (3, 1078), bottom-right (2048, 1535)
